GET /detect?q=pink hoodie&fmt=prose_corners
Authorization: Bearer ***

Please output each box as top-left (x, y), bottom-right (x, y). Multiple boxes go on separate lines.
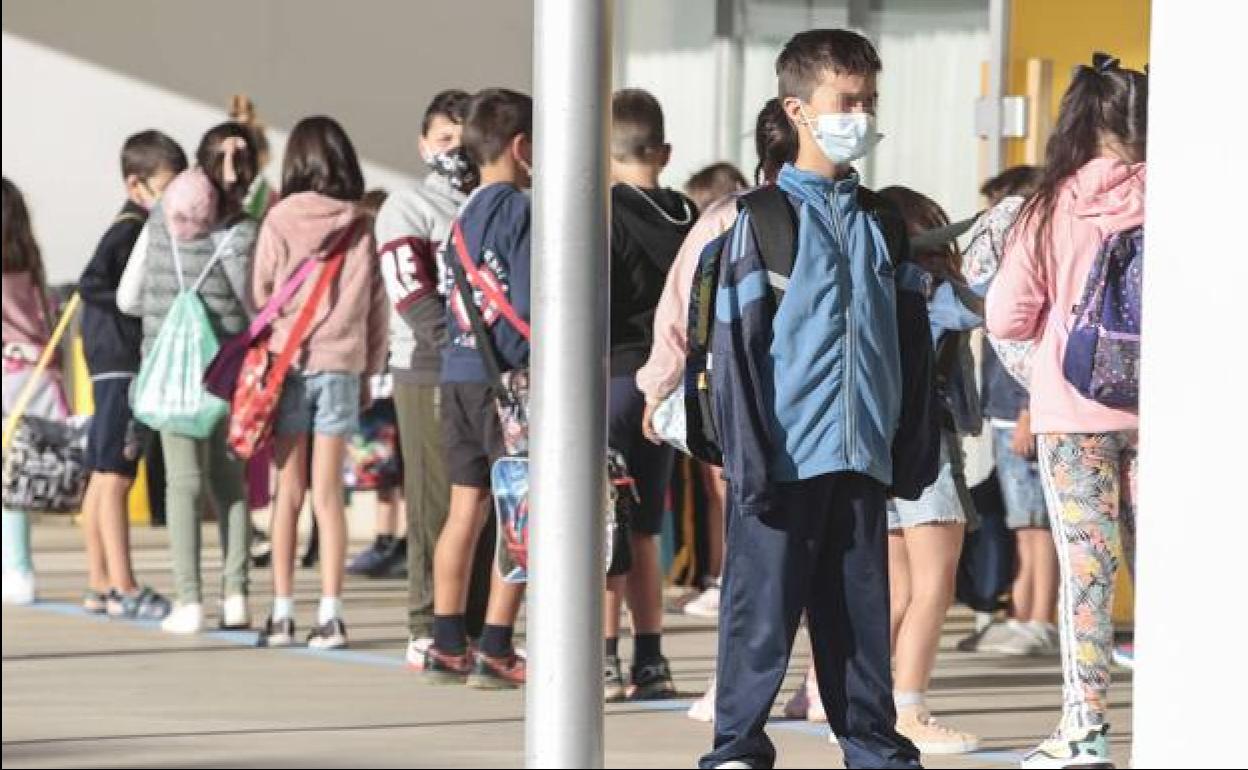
top-left (635, 194), bottom-right (741, 403)
top-left (252, 192), bottom-right (389, 375)
top-left (986, 156), bottom-right (1145, 434)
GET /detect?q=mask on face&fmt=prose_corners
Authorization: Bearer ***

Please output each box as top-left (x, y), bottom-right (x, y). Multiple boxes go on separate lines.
top-left (423, 146), bottom-right (479, 194)
top-left (799, 107), bottom-right (882, 164)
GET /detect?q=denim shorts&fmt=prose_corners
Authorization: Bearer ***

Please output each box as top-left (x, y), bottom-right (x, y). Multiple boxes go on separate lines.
top-left (275, 371), bottom-right (361, 437)
top-left (889, 430), bottom-right (975, 530)
top-left (992, 425), bottom-right (1049, 529)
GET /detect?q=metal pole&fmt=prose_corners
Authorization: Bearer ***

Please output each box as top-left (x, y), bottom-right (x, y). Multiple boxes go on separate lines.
top-left (527, 0), bottom-right (611, 767)
top-left (713, 0), bottom-right (743, 165)
top-left (986, 0), bottom-right (1011, 177)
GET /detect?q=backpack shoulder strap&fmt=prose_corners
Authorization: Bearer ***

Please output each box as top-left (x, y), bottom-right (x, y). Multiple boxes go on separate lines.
top-left (738, 185), bottom-right (797, 302)
top-left (856, 186), bottom-right (910, 269)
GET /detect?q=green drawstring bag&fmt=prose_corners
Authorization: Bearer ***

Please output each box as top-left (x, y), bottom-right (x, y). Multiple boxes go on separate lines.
top-left (131, 230), bottom-right (239, 438)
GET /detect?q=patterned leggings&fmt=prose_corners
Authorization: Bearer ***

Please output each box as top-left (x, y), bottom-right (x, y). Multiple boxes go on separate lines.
top-left (1037, 431), bottom-right (1137, 732)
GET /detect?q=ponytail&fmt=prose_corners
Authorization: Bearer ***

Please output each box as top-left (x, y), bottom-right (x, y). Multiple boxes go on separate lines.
top-left (1016, 52), bottom-right (1147, 265)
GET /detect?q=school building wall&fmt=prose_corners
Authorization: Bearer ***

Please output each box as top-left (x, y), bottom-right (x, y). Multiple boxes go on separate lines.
top-left (4, 0), bottom-right (995, 284)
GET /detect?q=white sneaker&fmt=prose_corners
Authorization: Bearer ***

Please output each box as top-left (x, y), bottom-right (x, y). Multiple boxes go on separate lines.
top-left (406, 637), bottom-right (433, 671)
top-left (221, 595), bottom-right (250, 629)
top-left (1024, 622), bottom-right (1060, 655)
top-left (714, 762), bottom-right (753, 769)
top-left (896, 705), bottom-right (980, 755)
top-left (687, 676), bottom-right (716, 722)
top-left (989, 621), bottom-right (1044, 656)
top-left (683, 583), bottom-right (721, 618)
top-left (161, 603), bottom-right (204, 634)
top-left (1, 570), bottom-right (36, 605)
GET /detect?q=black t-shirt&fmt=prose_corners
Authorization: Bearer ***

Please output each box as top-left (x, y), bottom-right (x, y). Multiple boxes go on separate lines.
top-left (609, 184), bottom-right (697, 377)
top-left (78, 201), bottom-right (147, 376)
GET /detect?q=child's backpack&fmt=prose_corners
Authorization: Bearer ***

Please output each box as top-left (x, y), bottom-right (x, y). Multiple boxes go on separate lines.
top-left (1062, 226), bottom-right (1143, 409)
top-left (683, 184), bottom-right (940, 501)
top-left (131, 228), bottom-right (242, 438)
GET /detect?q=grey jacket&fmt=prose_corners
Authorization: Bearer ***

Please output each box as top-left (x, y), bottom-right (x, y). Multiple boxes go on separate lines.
top-left (139, 201), bottom-right (258, 356)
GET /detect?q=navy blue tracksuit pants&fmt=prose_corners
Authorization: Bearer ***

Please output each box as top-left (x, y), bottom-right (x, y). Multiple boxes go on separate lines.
top-left (700, 472), bottom-right (922, 770)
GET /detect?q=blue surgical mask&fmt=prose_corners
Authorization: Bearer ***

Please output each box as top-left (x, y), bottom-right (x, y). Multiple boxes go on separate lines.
top-left (799, 107), bottom-right (882, 164)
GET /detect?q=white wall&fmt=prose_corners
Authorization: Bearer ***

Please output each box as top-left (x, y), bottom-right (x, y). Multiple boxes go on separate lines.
top-left (1, 33), bottom-right (414, 284)
top-left (1134, 1), bottom-right (1248, 766)
top-left (618, 0), bottom-right (987, 221)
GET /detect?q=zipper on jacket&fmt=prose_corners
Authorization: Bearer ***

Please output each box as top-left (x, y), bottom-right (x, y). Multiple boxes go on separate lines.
top-left (831, 189), bottom-right (858, 469)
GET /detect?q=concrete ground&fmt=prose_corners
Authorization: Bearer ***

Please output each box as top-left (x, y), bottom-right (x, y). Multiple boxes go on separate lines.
top-left (2, 520), bottom-right (1133, 768)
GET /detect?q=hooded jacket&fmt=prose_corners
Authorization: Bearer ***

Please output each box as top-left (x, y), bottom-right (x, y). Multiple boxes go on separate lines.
top-left (252, 191), bottom-right (389, 375)
top-left (986, 156), bottom-right (1145, 434)
top-left (609, 184), bottom-right (697, 376)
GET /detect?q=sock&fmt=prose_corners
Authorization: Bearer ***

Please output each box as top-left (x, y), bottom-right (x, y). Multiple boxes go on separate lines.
top-left (272, 596), bottom-right (295, 622)
top-left (1007, 618), bottom-right (1026, 631)
top-left (1, 509), bottom-right (33, 574)
top-left (480, 623), bottom-right (515, 658)
top-left (894, 690), bottom-right (924, 710)
top-left (1028, 620), bottom-right (1057, 635)
top-left (973, 610), bottom-right (993, 632)
top-left (317, 596), bottom-right (343, 624)
top-left (605, 637), bottom-right (619, 658)
top-left (634, 633), bottom-right (662, 665)
top-left (433, 614), bottom-right (467, 655)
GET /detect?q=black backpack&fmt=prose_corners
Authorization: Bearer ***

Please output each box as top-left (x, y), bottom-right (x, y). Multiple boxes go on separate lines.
top-left (683, 184), bottom-right (940, 500)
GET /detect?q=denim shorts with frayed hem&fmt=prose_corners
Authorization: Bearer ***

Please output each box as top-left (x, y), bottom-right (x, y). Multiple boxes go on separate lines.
top-left (888, 430), bottom-right (975, 530)
top-left (275, 371), bottom-right (361, 437)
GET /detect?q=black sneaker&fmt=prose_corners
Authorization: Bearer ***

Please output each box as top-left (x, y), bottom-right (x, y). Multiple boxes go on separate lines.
top-left (604, 654), bottom-right (627, 701)
top-left (381, 538), bottom-right (408, 579)
top-left (346, 537), bottom-right (391, 576)
top-left (629, 656), bottom-right (677, 700)
top-left (307, 618), bottom-right (348, 650)
top-left (106, 587), bottom-right (171, 621)
top-left (256, 616), bottom-right (296, 648)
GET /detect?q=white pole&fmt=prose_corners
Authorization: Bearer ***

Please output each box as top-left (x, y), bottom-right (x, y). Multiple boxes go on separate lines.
top-left (986, 0), bottom-right (1010, 177)
top-left (527, 0), bottom-right (612, 768)
top-left (1134, 1), bottom-right (1248, 766)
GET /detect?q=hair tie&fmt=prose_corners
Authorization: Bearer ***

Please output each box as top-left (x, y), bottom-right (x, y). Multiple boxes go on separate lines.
top-left (1093, 52), bottom-right (1121, 72)
top-left (220, 136), bottom-right (247, 185)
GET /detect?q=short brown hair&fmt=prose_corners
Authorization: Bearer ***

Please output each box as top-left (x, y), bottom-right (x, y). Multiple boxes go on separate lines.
top-left (423, 89), bottom-right (472, 135)
top-left (463, 89), bottom-right (533, 167)
top-left (979, 165), bottom-right (1041, 205)
top-left (776, 29), bottom-right (882, 101)
top-left (685, 162), bottom-right (747, 210)
top-left (121, 130), bottom-right (187, 182)
top-left (611, 88), bottom-right (666, 162)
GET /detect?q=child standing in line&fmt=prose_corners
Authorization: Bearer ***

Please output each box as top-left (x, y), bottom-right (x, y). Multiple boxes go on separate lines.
top-left (252, 116), bottom-right (389, 650)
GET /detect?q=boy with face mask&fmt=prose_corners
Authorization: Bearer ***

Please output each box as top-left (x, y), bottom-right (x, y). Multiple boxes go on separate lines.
top-left (374, 90), bottom-right (486, 668)
top-left (700, 29), bottom-right (932, 769)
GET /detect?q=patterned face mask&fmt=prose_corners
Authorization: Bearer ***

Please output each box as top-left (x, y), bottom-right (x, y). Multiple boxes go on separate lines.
top-left (425, 146), bottom-right (479, 194)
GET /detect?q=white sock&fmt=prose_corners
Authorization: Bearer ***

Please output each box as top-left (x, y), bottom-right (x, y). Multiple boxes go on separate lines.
top-left (973, 611), bottom-right (993, 632)
top-left (1028, 620), bottom-right (1057, 635)
top-left (894, 690), bottom-right (924, 710)
top-left (1007, 618), bottom-right (1026, 631)
top-left (272, 596), bottom-right (295, 622)
top-left (317, 596), bottom-right (343, 625)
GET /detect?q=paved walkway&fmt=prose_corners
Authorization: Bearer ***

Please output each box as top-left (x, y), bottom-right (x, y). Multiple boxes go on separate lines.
top-left (2, 521), bottom-right (1133, 768)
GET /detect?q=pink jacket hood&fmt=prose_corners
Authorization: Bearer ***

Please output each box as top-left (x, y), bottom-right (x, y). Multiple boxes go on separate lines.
top-left (264, 191), bottom-right (362, 260)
